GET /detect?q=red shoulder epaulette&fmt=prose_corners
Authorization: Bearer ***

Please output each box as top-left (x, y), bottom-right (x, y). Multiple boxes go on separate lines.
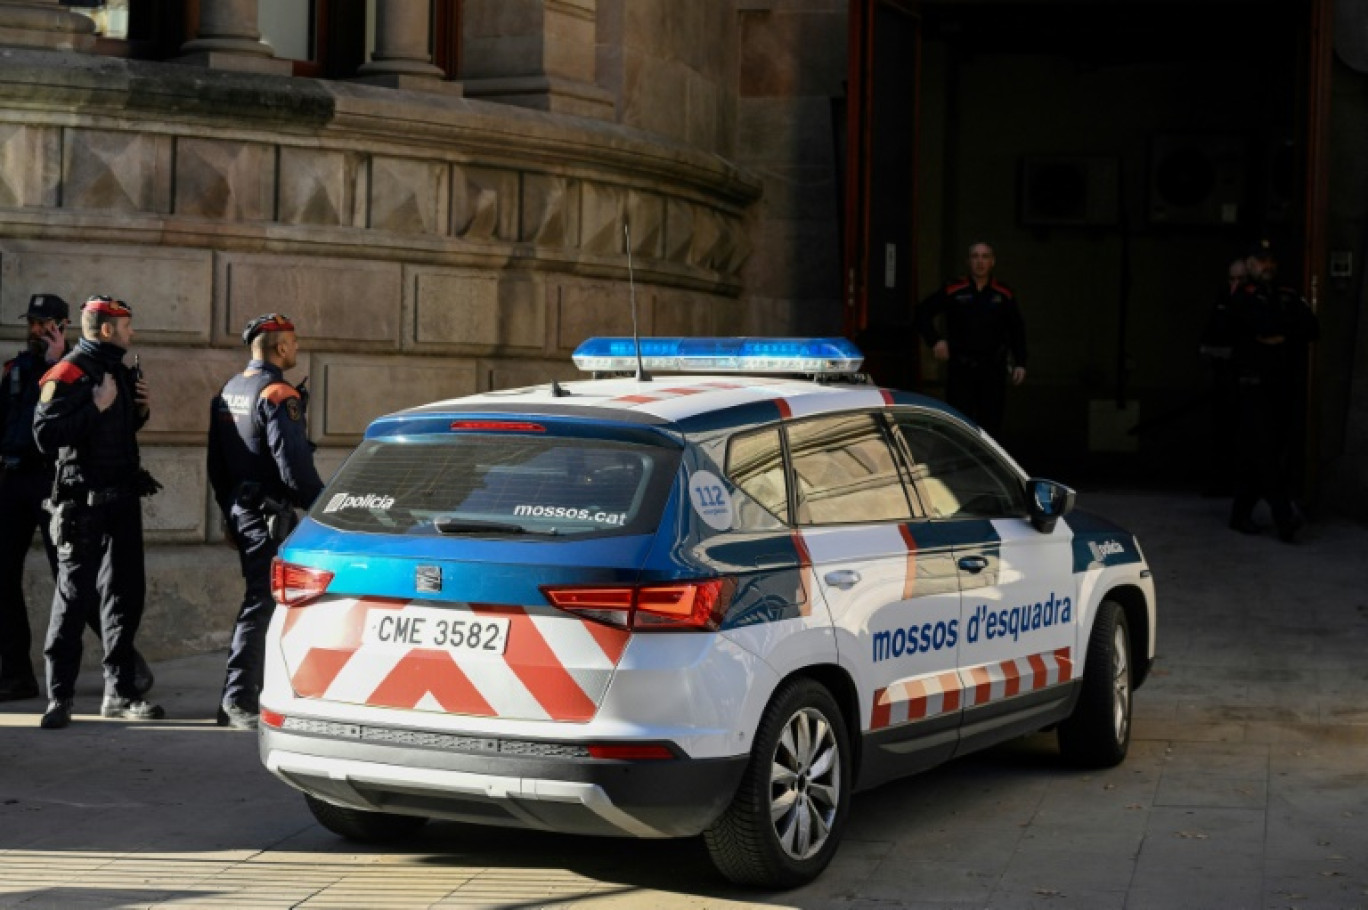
top-left (945, 279), bottom-right (971, 294)
top-left (990, 280), bottom-right (1014, 298)
top-left (261, 382), bottom-right (301, 406)
top-left (40, 361), bottom-right (85, 385)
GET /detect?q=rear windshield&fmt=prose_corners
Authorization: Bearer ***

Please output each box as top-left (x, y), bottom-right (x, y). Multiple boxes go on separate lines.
top-left (312, 433), bottom-right (681, 538)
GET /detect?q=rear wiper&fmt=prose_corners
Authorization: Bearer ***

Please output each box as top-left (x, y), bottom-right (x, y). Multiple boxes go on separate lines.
top-left (432, 517), bottom-right (561, 537)
top-left (433, 518), bottom-right (528, 535)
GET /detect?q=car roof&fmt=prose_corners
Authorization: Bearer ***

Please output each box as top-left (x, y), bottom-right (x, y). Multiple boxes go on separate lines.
top-left (380, 375), bottom-right (962, 436)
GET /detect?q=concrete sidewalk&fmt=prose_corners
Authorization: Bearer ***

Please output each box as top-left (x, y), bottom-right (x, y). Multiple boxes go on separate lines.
top-left (1, 491), bottom-right (1366, 909)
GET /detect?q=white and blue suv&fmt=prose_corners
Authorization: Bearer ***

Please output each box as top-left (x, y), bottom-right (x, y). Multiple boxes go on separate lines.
top-left (258, 337), bottom-right (1157, 888)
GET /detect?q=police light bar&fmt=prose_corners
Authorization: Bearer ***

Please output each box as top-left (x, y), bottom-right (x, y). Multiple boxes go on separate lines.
top-left (572, 337), bottom-right (864, 375)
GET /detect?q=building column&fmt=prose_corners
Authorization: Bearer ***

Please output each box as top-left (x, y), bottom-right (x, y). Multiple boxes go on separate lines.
top-left (179, 0), bottom-right (291, 75)
top-left (0, 1), bottom-right (95, 52)
top-left (462, 0), bottom-right (613, 120)
top-left (355, 0), bottom-right (459, 94)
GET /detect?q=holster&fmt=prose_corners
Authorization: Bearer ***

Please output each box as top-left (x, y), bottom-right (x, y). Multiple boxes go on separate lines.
top-left (261, 494), bottom-right (300, 543)
top-left (43, 497), bottom-right (80, 549)
top-left (235, 481), bottom-right (298, 543)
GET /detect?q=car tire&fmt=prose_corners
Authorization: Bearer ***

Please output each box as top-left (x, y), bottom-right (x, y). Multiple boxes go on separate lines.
top-left (704, 677), bottom-right (851, 889)
top-left (1058, 599), bottom-right (1132, 768)
top-left (304, 793), bottom-right (428, 843)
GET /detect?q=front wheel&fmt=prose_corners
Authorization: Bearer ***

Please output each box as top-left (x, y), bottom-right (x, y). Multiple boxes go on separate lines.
top-left (1058, 600), bottom-right (1132, 767)
top-left (704, 677), bottom-right (851, 889)
top-left (304, 793), bottom-right (428, 843)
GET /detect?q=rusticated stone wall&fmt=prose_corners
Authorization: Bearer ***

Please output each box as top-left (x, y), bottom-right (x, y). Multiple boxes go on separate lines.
top-left (2, 47), bottom-right (762, 664)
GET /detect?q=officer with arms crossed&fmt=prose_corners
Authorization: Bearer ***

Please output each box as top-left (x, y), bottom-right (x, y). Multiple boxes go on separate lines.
top-left (208, 313), bottom-right (323, 730)
top-left (915, 241), bottom-right (1028, 438)
top-left (33, 295), bottom-right (163, 729)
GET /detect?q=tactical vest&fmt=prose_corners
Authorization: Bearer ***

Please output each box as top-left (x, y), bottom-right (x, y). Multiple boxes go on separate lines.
top-left (50, 349), bottom-right (143, 490)
top-left (1, 351), bottom-right (44, 461)
top-left (212, 368), bottom-right (293, 499)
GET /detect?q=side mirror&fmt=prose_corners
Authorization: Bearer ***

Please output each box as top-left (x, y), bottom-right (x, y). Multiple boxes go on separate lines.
top-left (1024, 478), bottom-right (1076, 533)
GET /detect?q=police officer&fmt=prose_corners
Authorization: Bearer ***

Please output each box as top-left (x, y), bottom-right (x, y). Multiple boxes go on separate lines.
top-left (208, 313), bottom-right (323, 730)
top-left (1227, 242), bottom-right (1319, 542)
top-left (33, 295), bottom-right (163, 729)
top-left (0, 295), bottom-right (156, 703)
top-left (915, 241), bottom-right (1027, 437)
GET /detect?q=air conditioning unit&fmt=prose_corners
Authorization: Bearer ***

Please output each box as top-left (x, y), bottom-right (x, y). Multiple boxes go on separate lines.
top-left (1019, 156), bottom-right (1120, 227)
top-left (1148, 135), bottom-right (1247, 225)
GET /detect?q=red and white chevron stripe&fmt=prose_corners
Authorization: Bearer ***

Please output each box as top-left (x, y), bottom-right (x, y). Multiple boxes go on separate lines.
top-left (962, 647), bottom-right (1073, 708)
top-left (870, 647), bottom-right (1073, 731)
top-left (279, 597), bottom-right (630, 722)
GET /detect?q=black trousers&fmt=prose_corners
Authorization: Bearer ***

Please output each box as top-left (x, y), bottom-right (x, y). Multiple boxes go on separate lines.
top-left (0, 468), bottom-right (58, 683)
top-left (223, 506), bottom-right (279, 711)
top-left (45, 496), bottom-right (146, 701)
top-left (946, 359), bottom-right (1008, 438)
top-left (1230, 382), bottom-right (1295, 533)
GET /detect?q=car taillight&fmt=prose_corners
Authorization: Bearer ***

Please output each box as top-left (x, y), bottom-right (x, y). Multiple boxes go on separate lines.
top-left (541, 579), bottom-right (732, 631)
top-left (271, 558), bottom-right (334, 608)
top-left (259, 708), bottom-right (285, 729)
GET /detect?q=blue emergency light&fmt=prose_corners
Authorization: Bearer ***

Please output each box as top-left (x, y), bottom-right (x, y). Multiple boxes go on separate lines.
top-left (572, 337), bottom-right (865, 375)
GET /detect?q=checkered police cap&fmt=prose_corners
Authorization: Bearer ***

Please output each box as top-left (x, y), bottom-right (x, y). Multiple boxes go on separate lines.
top-left (242, 313), bottom-right (296, 346)
top-left (83, 295), bottom-right (132, 318)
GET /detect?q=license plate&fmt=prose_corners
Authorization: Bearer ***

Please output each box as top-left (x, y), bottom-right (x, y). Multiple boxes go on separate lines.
top-left (362, 607), bottom-right (510, 656)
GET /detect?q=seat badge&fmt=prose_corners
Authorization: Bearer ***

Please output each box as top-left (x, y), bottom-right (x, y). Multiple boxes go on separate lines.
top-left (416, 565), bottom-right (442, 594)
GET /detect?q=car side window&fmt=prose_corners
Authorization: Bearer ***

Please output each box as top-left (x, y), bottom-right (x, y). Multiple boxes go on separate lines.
top-left (726, 427), bottom-right (789, 524)
top-left (892, 413), bottom-right (1026, 519)
top-left (785, 412), bottom-right (914, 525)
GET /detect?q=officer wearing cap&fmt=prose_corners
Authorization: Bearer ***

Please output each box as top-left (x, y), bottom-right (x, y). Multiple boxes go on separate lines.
top-left (0, 294), bottom-right (70, 701)
top-left (208, 313), bottom-right (323, 730)
top-left (1227, 241), bottom-right (1319, 542)
top-left (914, 241), bottom-right (1028, 437)
top-left (32, 295), bottom-right (164, 729)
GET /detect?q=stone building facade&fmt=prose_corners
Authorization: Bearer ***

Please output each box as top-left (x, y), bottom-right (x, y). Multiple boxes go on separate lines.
top-left (4, 0), bottom-right (848, 661)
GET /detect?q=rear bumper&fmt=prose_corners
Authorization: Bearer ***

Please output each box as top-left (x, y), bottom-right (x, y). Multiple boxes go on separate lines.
top-left (260, 724), bottom-right (747, 838)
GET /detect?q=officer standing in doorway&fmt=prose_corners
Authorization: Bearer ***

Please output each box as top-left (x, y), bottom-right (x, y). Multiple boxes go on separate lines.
top-left (32, 295), bottom-right (163, 729)
top-left (1, 296), bottom-right (155, 704)
top-left (914, 241), bottom-right (1028, 437)
top-left (208, 314), bottom-right (323, 730)
top-left (1228, 241), bottom-right (1318, 542)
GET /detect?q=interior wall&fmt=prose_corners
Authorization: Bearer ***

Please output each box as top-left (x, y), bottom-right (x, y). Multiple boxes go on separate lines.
top-left (916, 8), bottom-right (1298, 484)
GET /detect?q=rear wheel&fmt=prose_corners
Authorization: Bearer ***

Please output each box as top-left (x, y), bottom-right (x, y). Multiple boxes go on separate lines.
top-left (704, 677), bottom-right (851, 889)
top-left (304, 793), bottom-right (428, 843)
top-left (1058, 600), bottom-right (1132, 767)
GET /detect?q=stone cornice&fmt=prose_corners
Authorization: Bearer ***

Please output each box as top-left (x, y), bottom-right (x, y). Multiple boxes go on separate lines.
top-left (0, 48), bottom-right (762, 293)
top-left (0, 49), bottom-right (761, 209)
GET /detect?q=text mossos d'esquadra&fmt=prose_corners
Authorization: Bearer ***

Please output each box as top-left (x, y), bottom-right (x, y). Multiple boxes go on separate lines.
top-left (872, 592), bottom-right (1073, 662)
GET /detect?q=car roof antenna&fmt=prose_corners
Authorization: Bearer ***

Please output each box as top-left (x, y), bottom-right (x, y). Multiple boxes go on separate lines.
top-left (625, 218), bottom-right (651, 382)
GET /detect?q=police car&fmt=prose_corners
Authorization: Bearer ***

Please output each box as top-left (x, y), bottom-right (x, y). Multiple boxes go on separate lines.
top-left (258, 337), bottom-right (1156, 888)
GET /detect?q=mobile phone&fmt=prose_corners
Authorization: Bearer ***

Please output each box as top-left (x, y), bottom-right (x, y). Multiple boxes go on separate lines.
top-left (132, 354), bottom-right (143, 382)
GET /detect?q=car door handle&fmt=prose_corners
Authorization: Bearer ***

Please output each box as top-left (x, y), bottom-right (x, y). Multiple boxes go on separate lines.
top-left (957, 555), bottom-right (990, 574)
top-left (823, 569), bottom-right (862, 590)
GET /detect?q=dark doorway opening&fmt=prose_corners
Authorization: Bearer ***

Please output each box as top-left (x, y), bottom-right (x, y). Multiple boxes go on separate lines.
top-left (843, 0), bottom-right (1329, 494)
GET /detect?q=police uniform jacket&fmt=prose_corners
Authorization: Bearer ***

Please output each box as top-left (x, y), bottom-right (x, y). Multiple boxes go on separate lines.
top-left (915, 278), bottom-right (1028, 368)
top-left (1229, 281), bottom-right (1319, 386)
top-left (32, 339), bottom-right (146, 491)
top-left (208, 359), bottom-right (323, 517)
top-left (1, 346), bottom-right (66, 472)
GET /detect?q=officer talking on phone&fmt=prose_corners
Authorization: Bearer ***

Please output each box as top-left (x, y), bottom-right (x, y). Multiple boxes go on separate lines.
top-left (208, 313), bottom-right (323, 730)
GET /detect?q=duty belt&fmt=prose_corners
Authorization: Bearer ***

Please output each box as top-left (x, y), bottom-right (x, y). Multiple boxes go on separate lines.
top-left (2, 454), bottom-right (50, 473)
top-left (86, 485), bottom-right (132, 507)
